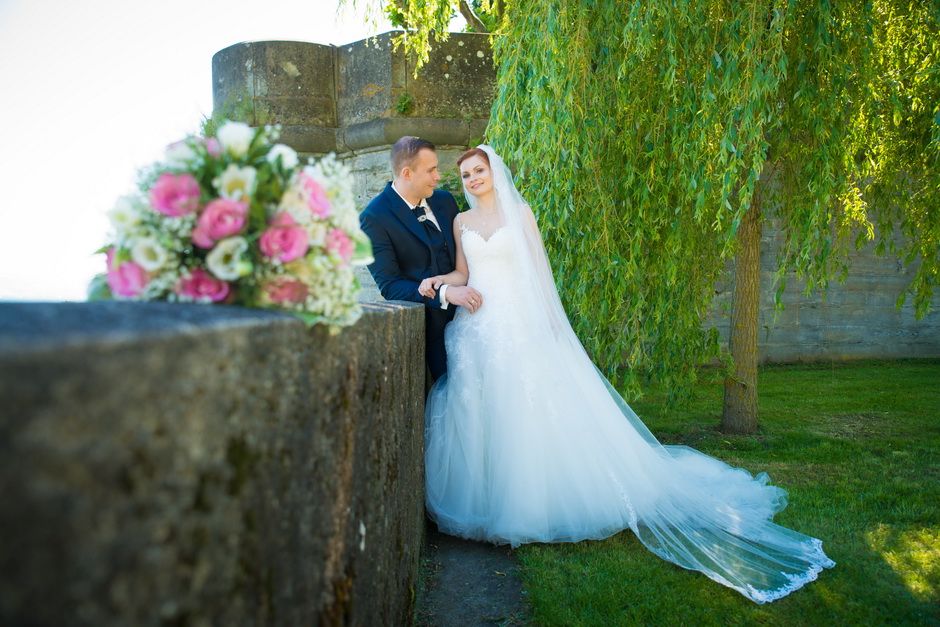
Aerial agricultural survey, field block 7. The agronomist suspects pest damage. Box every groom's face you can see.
[404,148,441,200]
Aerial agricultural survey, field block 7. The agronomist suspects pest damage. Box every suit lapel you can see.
[384,184,431,247]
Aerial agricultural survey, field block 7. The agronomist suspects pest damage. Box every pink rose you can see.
[192,198,248,248]
[175,267,230,302]
[325,228,353,264]
[202,136,222,158]
[107,260,149,297]
[150,173,202,216]
[259,212,309,262]
[264,277,309,305]
[298,172,332,219]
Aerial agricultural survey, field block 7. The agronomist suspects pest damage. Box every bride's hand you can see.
[444,285,483,313]
[418,276,444,298]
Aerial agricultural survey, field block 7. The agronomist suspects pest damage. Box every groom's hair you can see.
[391,136,436,178]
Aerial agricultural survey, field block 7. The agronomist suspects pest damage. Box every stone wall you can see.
[710,221,940,362]
[212,32,493,208]
[0,301,425,626]
[211,33,939,362]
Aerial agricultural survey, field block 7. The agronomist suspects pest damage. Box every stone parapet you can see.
[213,40,340,153]
[212,32,494,159]
[0,301,425,626]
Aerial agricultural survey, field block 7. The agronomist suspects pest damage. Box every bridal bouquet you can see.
[91,121,373,327]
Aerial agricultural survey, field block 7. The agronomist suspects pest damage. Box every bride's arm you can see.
[418,218,470,297]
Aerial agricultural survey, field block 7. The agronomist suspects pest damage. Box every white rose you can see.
[278,187,309,225]
[108,195,143,233]
[216,121,254,158]
[131,236,169,271]
[213,164,257,201]
[164,140,197,167]
[206,236,251,281]
[285,258,318,283]
[267,143,299,169]
[307,221,328,247]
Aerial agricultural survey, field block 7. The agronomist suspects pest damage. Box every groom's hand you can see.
[446,286,484,314]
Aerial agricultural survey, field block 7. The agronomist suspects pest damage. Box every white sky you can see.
[0,0,458,301]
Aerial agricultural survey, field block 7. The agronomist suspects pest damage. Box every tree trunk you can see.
[722,188,763,434]
[459,0,489,33]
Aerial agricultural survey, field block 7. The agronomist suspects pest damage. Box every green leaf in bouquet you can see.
[246,125,273,162]
[288,309,325,328]
[352,231,374,265]
[113,247,132,265]
[86,274,112,302]
[252,162,282,205]
[247,199,270,234]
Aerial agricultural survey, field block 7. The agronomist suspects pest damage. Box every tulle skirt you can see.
[425,302,835,603]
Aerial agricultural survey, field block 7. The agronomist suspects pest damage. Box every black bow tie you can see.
[412,204,440,230]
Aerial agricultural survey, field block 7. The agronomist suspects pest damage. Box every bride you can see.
[417,145,835,603]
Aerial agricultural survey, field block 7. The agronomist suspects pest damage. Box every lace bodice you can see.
[459,223,515,296]
[449,222,546,401]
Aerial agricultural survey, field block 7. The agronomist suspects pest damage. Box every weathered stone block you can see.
[0,301,425,626]
[213,41,338,152]
[336,32,494,128]
[336,34,398,125]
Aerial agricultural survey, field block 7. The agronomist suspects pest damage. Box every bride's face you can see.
[460,156,493,198]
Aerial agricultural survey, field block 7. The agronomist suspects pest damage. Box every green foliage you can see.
[383,0,408,28]
[395,91,415,115]
[438,170,470,212]
[376,0,460,70]
[200,88,269,137]
[366,0,940,405]
[517,359,940,624]
[851,2,940,317]
[86,274,111,301]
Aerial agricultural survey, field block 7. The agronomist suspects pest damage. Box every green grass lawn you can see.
[516,359,940,626]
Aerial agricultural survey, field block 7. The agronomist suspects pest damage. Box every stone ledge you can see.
[341,117,486,152]
[280,124,339,153]
[0,301,296,353]
[0,301,425,626]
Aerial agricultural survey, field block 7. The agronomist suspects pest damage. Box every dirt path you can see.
[415,526,531,626]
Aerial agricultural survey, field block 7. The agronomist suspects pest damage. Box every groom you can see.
[360,137,482,381]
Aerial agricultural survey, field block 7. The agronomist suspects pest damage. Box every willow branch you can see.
[459,0,489,33]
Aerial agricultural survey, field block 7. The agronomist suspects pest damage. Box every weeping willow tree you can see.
[358,0,940,433]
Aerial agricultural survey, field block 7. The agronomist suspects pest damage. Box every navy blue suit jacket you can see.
[360,183,460,379]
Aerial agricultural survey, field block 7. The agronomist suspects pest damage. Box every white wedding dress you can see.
[424,147,835,604]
